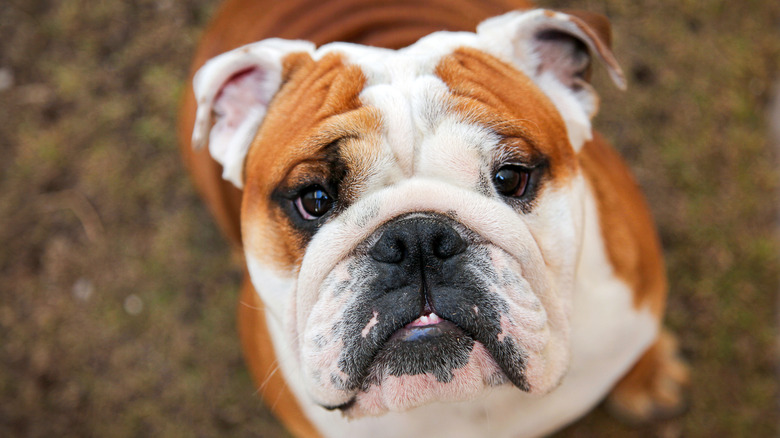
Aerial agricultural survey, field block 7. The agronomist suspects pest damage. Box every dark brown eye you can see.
[295,186,333,220]
[493,166,530,197]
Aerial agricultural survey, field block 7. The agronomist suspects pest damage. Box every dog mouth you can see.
[326,311,477,412]
[331,300,532,413]
[391,312,459,340]
[368,312,475,385]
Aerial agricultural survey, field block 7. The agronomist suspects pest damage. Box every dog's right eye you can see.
[295,185,334,220]
[493,165,531,198]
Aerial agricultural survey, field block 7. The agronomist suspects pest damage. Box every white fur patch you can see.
[361,311,379,338]
[245,253,295,325]
[534,71,593,150]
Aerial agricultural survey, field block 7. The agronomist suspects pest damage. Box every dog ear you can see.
[477,9,625,150]
[191,39,315,188]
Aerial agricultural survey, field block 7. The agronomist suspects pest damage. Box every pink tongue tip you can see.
[407,313,443,327]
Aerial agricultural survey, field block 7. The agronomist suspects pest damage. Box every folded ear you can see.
[191,39,315,188]
[477,9,625,151]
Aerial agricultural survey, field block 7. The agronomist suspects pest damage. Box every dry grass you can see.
[0,0,778,436]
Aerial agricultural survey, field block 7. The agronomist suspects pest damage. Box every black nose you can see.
[369,216,467,264]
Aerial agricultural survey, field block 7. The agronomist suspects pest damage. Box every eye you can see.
[493,165,531,198]
[295,185,334,220]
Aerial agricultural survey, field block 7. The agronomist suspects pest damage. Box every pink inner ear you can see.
[213,68,270,131]
[534,31,591,89]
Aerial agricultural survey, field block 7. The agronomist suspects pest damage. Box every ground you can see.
[0,0,778,436]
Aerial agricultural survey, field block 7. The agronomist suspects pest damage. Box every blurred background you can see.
[1,0,778,436]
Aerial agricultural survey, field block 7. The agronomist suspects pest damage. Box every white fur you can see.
[245,253,295,325]
[476,9,626,88]
[317,10,617,152]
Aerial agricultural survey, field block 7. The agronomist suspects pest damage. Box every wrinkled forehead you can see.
[245,35,573,185]
[325,32,570,144]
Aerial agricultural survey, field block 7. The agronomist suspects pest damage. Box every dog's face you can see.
[192,9,624,417]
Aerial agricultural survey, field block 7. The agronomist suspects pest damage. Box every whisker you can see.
[240,300,263,311]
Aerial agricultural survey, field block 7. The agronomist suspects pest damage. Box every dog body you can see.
[179,1,686,436]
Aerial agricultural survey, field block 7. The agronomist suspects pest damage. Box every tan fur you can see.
[579,132,667,315]
[435,47,578,185]
[177,0,533,248]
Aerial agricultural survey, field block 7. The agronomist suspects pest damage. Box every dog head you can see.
[191,9,624,417]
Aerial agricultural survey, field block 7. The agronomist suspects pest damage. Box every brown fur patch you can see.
[435,47,577,186]
[579,132,667,315]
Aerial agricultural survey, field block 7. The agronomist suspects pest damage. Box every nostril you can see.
[432,227,467,259]
[370,231,406,263]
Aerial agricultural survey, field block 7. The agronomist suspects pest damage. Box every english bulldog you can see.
[178,0,688,436]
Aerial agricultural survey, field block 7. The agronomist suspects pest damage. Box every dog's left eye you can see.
[493,165,530,198]
[295,185,334,220]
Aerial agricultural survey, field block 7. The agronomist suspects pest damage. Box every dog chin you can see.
[343,341,507,418]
